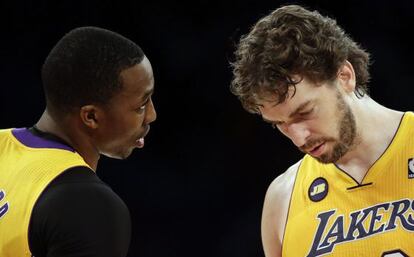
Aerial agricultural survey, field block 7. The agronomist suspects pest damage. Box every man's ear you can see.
[337,60,356,93]
[79,105,101,129]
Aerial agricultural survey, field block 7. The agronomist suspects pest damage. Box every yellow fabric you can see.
[0,129,90,257]
[282,112,414,257]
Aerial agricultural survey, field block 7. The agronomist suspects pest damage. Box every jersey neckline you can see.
[12,127,75,152]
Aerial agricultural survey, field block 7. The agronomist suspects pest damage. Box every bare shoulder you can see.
[267,160,300,201]
[261,160,301,257]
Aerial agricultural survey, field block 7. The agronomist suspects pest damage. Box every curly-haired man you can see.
[231,5,413,257]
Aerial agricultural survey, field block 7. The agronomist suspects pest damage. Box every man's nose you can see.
[283,122,310,147]
[145,98,157,124]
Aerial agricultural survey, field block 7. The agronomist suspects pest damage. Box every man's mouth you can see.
[308,142,325,157]
[135,126,150,148]
[136,137,145,148]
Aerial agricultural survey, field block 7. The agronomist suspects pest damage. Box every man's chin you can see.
[313,150,345,164]
[101,149,133,160]
[313,155,335,164]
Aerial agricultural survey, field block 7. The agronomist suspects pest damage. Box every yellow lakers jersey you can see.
[282,112,414,257]
[0,128,90,257]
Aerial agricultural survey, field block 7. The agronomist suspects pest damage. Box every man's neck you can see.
[335,98,404,183]
[35,109,99,171]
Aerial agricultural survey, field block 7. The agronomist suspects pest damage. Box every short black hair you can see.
[42,26,145,116]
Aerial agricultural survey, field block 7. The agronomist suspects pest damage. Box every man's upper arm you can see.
[29,167,131,257]
[261,161,300,257]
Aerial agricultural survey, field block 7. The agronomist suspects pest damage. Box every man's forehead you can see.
[258,87,315,119]
[257,86,297,108]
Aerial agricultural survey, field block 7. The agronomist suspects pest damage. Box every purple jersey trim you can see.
[12,128,75,152]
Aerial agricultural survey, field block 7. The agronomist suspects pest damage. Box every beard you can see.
[300,92,358,164]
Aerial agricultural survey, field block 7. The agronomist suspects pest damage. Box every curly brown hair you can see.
[230,5,370,113]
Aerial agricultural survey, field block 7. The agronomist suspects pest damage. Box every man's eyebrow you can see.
[261,100,313,125]
[289,100,312,118]
[139,88,154,102]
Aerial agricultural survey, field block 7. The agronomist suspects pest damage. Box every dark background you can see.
[1,1,413,256]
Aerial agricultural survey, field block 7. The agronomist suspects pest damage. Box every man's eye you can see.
[136,104,147,113]
[136,99,150,113]
[299,108,313,116]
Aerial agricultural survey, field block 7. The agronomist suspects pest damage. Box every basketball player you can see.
[0,27,156,256]
[231,5,413,257]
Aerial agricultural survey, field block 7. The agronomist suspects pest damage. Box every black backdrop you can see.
[1,1,413,256]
